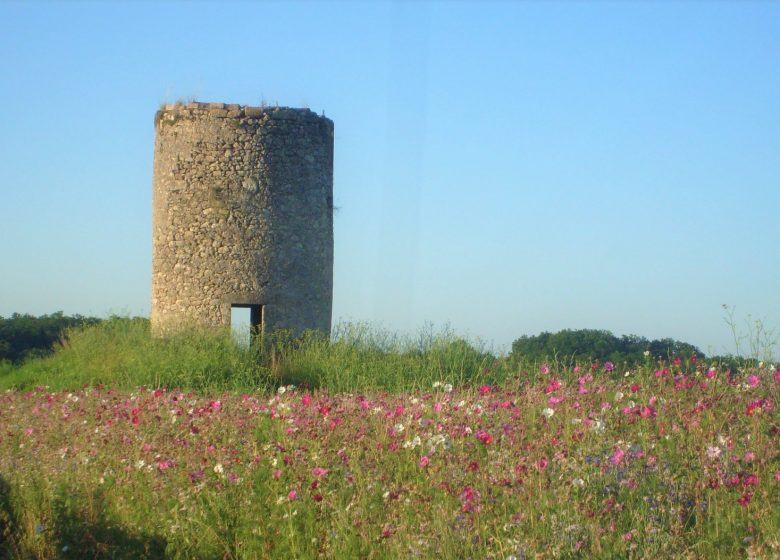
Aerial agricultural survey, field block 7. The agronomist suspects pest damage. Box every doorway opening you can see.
[230,304,263,348]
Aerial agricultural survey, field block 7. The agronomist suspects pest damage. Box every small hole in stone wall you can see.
[230,304,263,347]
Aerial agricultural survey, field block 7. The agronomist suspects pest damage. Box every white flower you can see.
[432,381,442,389]
[572,478,585,487]
[277,386,286,395]
[394,423,405,434]
[214,463,224,474]
[614,391,624,401]
[643,350,650,357]
[443,383,453,393]
[706,446,721,460]
[542,407,555,419]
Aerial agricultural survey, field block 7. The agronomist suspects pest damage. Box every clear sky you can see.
[1,1,778,356]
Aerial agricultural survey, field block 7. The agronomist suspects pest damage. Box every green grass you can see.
[0,319,501,394]
[0,317,272,393]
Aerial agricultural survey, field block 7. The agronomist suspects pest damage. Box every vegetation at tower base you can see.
[510,328,704,368]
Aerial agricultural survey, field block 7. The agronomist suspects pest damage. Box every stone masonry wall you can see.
[151,102,334,335]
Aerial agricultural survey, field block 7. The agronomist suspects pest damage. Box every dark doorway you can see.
[230,304,263,347]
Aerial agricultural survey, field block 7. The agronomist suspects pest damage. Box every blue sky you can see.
[1,1,778,356]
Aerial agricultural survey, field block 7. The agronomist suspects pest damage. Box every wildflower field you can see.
[0,324,779,559]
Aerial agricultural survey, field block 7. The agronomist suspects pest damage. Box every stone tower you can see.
[151,102,334,336]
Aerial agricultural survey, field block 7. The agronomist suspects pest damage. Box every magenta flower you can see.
[312,467,329,477]
[604,361,615,372]
[288,490,297,501]
[747,374,760,388]
[540,364,550,375]
[475,429,493,445]
[419,455,430,468]
[544,378,561,394]
[775,370,780,382]
[639,405,656,418]
[610,448,625,466]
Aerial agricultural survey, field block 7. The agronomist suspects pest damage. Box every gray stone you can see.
[151,102,334,336]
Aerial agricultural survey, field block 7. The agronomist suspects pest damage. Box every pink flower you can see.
[610,448,625,466]
[273,469,282,479]
[706,367,717,379]
[775,370,780,382]
[747,374,760,388]
[478,385,491,395]
[744,474,759,486]
[541,364,550,375]
[604,361,615,372]
[288,490,297,501]
[312,467,329,477]
[301,394,312,406]
[544,378,561,394]
[433,402,443,413]
[744,451,755,462]
[738,491,753,507]
[536,457,548,470]
[419,455,430,468]
[774,471,780,483]
[475,429,493,445]
[209,400,221,411]
[746,399,767,416]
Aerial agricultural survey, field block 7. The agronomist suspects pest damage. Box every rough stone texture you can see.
[151,102,334,336]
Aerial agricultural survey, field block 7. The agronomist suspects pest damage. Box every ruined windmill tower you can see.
[151,102,334,336]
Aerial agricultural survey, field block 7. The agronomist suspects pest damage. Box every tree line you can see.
[0,312,102,363]
[509,328,704,367]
